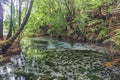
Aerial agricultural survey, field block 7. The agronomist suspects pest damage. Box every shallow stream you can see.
[0,37,120,80]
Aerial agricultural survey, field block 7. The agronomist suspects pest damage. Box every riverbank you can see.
[0,39,21,65]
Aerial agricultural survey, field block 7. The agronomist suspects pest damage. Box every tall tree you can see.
[1,0,33,53]
[0,0,9,40]
[19,0,21,26]
[0,2,3,40]
[7,0,13,39]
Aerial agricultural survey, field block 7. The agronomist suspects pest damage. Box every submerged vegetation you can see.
[1,37,119,80]
[15,50,113,80]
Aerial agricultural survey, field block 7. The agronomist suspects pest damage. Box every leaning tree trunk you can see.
[0,0,33,53]
[0,2,3,40]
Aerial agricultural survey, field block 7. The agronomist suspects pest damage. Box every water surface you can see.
[0,37,120,80]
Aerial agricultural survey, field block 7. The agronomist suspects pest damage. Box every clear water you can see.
[0,37,120,80]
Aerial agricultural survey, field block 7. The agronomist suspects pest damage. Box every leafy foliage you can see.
[4,0,120,50]
[24,0,112,38]
[108,29,120,49]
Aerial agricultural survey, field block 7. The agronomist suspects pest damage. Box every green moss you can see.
[0,57,4,63]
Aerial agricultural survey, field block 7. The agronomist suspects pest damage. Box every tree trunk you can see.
[7,0,13,39]
[0,2,3,40]
[1,0,33,53]
[19,0,21,26]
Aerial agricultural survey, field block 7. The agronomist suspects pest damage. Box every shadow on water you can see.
[0,36,120,80]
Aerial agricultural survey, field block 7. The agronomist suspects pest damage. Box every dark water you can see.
[0,37,120,80]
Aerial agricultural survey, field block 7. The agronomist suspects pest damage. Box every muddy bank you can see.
[0,40,21,65]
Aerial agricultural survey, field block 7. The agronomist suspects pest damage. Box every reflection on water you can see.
[0,37,120,80]
[25,37,108,52]
[0,52,27,80]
